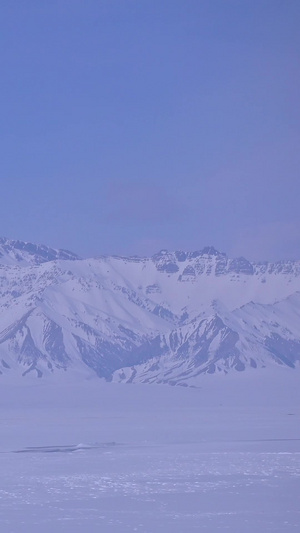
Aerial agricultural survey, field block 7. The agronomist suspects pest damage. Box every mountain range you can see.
[0,237,299,385]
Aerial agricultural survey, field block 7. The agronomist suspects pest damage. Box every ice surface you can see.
[0,370,300,532]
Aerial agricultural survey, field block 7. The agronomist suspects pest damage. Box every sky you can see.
[1,0,299,261]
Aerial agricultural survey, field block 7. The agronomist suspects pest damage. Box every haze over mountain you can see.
[0,237,299,385]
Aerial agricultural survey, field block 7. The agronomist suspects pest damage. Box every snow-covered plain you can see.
[1,370,300,532]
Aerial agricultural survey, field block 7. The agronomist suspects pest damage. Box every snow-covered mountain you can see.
[0,238,299,385]
[0,237,79,266]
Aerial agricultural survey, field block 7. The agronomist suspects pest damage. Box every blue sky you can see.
[1,0,299,260]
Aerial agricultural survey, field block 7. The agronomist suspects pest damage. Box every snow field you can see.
[0,371,299,532]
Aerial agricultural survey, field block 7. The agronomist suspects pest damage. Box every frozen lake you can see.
[1,369,300,532]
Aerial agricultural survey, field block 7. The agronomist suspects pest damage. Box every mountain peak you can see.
[198,246,225,257]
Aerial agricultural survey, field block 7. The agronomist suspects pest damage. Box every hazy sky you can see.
[1,0,299,261]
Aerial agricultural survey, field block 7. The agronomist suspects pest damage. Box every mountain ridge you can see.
[0,237,80,266]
